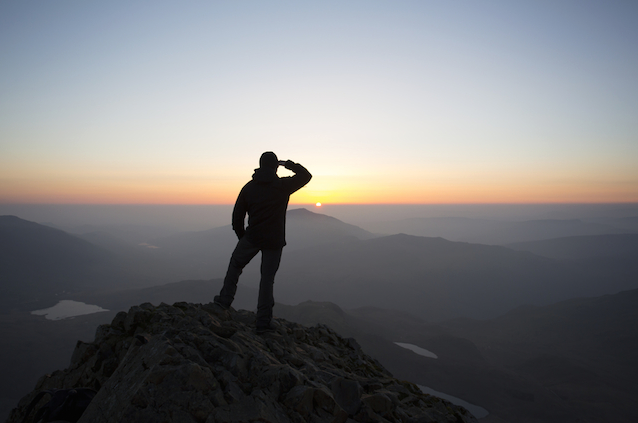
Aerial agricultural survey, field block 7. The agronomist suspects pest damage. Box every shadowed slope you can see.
[0,216,130,311]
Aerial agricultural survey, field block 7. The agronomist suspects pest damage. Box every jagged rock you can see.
[7,302,477,423]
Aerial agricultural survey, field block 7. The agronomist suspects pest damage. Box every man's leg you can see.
[215,237,260,308]
[256,248,283,329]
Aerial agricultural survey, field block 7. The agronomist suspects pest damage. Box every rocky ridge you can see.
[8,302,476,423]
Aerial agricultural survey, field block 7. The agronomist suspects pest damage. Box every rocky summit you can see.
[8,302,476,423]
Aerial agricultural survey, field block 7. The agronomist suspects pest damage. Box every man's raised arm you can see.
[281,160,312,194]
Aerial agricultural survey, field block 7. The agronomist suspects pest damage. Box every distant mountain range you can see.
[63,208,378,283]
[364,216,635,244]
[507,233,638,259]
[4,209,638,321]
[0,209,378,311]
[272,232,638,320]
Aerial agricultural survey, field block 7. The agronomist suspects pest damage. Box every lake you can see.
[394,342,438,359]
[31,300,109,320]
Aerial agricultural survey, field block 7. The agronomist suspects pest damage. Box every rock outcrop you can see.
[8,302,476,423]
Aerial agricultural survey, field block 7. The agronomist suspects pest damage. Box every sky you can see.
[1,0,637,206]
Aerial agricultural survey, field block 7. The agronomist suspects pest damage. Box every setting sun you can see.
[315,202,322,207]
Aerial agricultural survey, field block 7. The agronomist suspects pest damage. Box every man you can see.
[214,151,312,333]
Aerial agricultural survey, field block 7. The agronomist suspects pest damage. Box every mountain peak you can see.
[287,207,334,220]
[9,302,476,423]
[288,207,313,214]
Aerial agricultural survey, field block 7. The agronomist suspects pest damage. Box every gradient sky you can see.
[1,1,637,205]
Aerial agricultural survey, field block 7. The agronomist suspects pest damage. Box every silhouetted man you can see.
[214,152,312,333]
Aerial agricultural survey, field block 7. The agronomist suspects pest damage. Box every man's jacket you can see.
[232,161,311,249]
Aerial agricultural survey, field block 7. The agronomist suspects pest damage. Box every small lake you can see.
[32,300,109,320]
[394,342,438,359]
[419,385,489,419]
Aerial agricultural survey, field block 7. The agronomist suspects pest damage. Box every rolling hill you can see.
[0,216,132,311]
[270,233,638,321]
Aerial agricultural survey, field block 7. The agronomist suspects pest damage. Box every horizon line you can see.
[2,201,638,206]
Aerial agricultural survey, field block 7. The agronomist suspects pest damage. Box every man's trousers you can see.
[214,236,283,328]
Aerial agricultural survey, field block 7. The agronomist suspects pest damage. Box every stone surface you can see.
[7,302,477,423]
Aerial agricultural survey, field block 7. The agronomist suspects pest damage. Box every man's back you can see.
[232,160,312,249]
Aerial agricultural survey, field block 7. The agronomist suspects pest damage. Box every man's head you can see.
[259,152,279,170]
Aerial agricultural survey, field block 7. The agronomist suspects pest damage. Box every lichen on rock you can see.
[8,301,477,423]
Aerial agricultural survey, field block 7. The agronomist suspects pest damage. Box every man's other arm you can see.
[282,160,312,194]
[231,189,248,239]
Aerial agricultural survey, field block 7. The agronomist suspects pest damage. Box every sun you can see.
[315,202,322,207]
